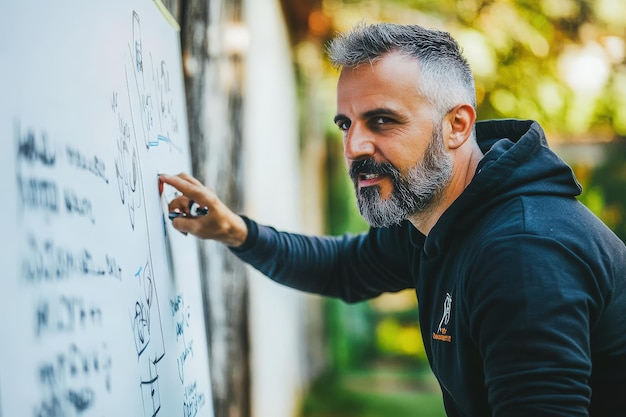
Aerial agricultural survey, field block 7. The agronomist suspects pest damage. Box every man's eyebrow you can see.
[334,107,402,124]
[362,107,402,118]
[333,114,348,124]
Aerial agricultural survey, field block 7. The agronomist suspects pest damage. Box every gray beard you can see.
[355,126,453,228]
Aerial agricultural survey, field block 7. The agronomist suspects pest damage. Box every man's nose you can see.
[343,125,375,161]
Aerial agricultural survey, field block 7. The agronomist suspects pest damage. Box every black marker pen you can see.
[168,201,208,219]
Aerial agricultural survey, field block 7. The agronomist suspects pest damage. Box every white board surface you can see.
[0,2,214,416]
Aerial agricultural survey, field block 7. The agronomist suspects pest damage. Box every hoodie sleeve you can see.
[229,216,417,303]
[466,233,602,417]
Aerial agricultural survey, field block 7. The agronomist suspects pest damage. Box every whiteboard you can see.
[0,2,214,417]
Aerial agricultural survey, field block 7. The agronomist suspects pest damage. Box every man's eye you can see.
[374,117,391,125]
[336,120,351,131]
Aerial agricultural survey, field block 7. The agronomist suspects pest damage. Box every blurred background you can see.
[165,0,626,416]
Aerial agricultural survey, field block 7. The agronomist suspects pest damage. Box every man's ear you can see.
[446,104,476,150]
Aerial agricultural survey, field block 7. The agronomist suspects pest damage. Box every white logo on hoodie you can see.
[433,292,453,343]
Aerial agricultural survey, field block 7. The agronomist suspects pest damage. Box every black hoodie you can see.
[232,119,626,416]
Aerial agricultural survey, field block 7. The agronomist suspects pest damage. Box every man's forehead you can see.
[338,51,419,74]
[336,67,423,117]
[337,56,421,96]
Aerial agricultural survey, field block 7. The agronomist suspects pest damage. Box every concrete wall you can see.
[242,0,316,416]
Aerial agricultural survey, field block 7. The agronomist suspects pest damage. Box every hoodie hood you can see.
[474,119,581,198]
[424,119,583,255]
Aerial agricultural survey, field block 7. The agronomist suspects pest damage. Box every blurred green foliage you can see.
[321,0,626,138]
[571,142,626,240]
[300,371,446,417]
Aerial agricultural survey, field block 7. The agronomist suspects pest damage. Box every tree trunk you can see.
[166,1,251,417]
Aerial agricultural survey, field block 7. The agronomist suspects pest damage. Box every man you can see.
[159,23,626,417]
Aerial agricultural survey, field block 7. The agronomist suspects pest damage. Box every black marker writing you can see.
[33,394,63,417]
[36,296,102,337]
[21,235,122,283]
[130,11,156,150]
[131,262,156,357]
[183,381,205,417]
[17,175,59,215]
[139,357,162,417]
[64,188,95,223]
[177,340,194,384]
[35,343,111,417]
[113,87,142,229]
[169,295,190,341]
[65,145,109,184]
[133,11,143,74]
[38,343,112,390]
[66,388,94,412]
[129,256,166,417]
[133,299,151,357]
[170,294,206,414]
[16,123,56,166]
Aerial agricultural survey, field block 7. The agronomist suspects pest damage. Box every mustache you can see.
[349,158,401,182]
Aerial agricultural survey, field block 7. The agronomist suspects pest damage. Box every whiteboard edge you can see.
[152,0,181,31]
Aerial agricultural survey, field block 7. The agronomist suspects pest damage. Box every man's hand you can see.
[158,172,248,248]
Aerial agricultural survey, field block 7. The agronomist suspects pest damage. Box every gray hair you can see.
[327,22,476,119]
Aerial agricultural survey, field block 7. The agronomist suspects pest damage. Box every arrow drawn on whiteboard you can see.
[147,134,182,153]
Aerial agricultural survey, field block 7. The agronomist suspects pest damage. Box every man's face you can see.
[334,52,453,227]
